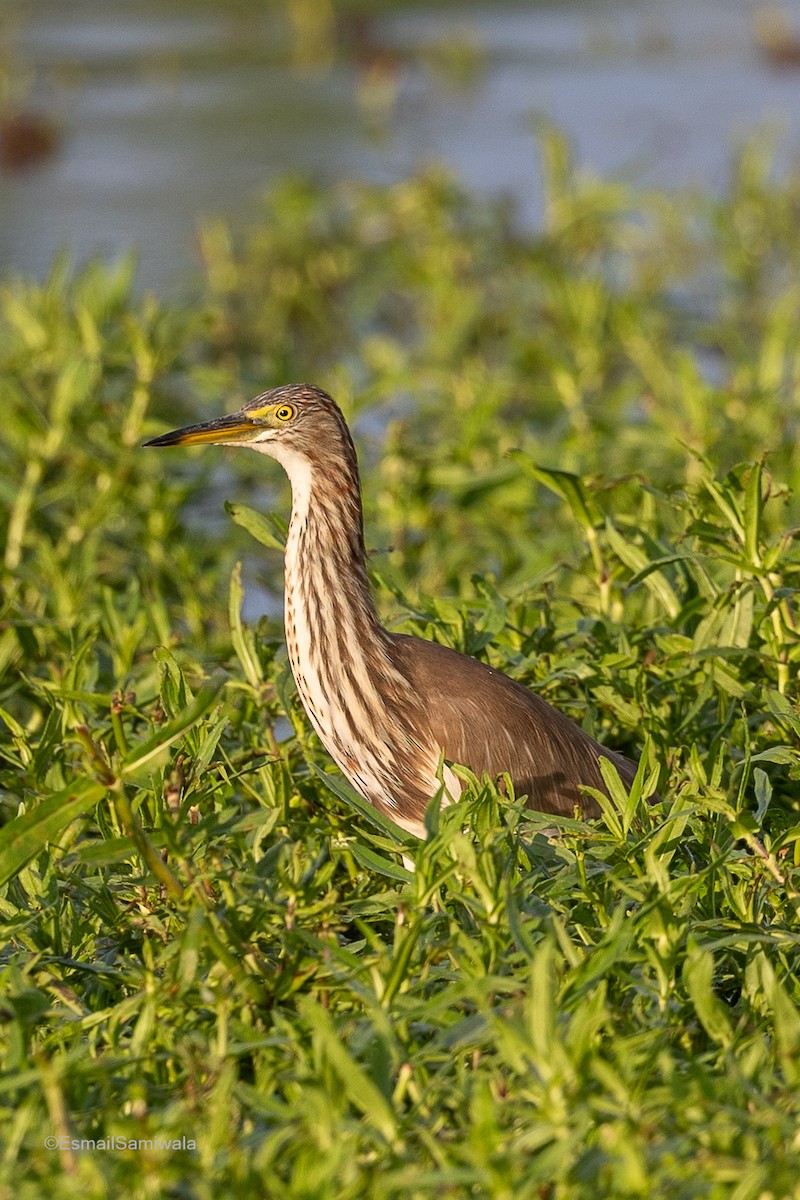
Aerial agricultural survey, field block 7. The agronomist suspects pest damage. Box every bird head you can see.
[143,384,349,466]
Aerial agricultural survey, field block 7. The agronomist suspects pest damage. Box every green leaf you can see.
[526,464,601,531]
[121,671,228,776]
[753,767,773,824]
[229,562,263,688]
[710,659,747,698]
[300,999,397,1141]
[0,778,107,888]
[770,979,800,1083]
[599,753,642,837]
[703,477,745,544]
[765,690,800,737]
[226,500,287,550]
[348,842,413,882]
[743,459,764,568]
[154,646,190,717]
[309,763,414,844]
[719,585,754,648]
[605,522,680,617]
[683,942,733,1046]
[194,713,230,773]
[749,747,797,766]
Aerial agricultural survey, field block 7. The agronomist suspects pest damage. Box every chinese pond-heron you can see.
[145,384,637,836]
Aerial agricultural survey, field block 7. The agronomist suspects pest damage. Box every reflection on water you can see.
[3,0,800,293]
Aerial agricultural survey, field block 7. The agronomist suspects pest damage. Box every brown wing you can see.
[389,633,637,818]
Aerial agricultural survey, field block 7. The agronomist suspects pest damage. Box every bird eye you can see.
[275,404,295,422]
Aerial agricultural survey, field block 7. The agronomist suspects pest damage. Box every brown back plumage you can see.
[389,634,636,819]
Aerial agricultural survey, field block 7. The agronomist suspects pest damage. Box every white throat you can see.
[260,442,314,535]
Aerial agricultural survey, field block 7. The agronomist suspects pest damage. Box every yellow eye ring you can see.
[275,404,295,422]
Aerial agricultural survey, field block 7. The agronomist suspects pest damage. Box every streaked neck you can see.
[277,444,384,645]
[274,444,406,787]
[270,440,448,827]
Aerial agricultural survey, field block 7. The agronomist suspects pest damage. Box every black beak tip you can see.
[143,432,177,448]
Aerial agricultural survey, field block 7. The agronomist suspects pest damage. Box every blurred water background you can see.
[4,0,800,294]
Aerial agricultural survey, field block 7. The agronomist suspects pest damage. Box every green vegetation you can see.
[1,132,800,1198]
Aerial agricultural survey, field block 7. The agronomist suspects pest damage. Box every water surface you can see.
[4,0,800,292]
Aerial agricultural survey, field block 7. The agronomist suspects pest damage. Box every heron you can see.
[145,384,637,837]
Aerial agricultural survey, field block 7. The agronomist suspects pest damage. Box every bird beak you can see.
[143,411,260,448]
